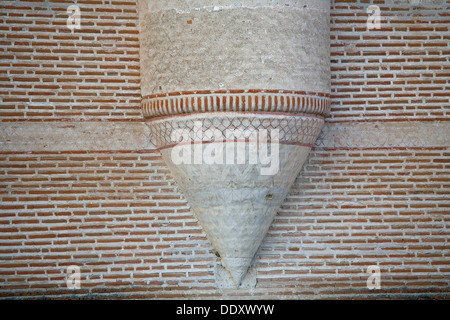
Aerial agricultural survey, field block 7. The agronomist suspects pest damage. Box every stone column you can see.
[138,0,330,288]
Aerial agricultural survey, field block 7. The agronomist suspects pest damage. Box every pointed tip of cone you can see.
[227,267,246,288]
[221,257,252,288]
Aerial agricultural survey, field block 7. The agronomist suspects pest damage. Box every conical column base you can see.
[147,112,324,286]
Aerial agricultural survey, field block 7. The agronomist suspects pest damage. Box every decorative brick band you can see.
[146,112,325,150]
[141,90,330,119]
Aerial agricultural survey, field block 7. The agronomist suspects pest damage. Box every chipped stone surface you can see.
[215,264,257,290]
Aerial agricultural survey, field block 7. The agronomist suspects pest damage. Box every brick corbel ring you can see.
[141,89,331,119]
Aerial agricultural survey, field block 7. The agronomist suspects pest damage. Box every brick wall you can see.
[0,0,449,299]
[330,0,449,122]
[0,0,141,121]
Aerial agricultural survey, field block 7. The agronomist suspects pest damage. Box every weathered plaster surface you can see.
[0,122,153,152]
[139,0,330,14]
[138,1,330,95]
[1,121,448,152]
